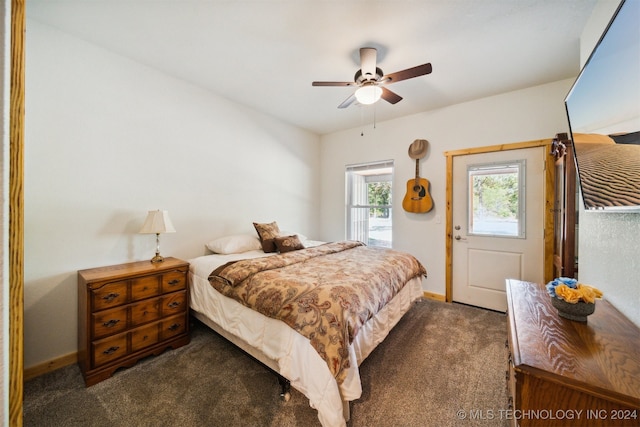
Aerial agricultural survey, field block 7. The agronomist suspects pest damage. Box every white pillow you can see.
[206,234,262,254]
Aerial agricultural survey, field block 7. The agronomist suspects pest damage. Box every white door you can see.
[452,147,545,312]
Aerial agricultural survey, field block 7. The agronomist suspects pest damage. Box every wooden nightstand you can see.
[78,257,190,386]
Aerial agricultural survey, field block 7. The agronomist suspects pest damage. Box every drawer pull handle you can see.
[103,346,119,355]
[102,293,120,302]
[167,301,181,308]
[168,279,180,286]
[102,319,120,328]
[168,323,181,331]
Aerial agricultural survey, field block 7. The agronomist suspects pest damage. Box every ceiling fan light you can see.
[355,85,382,105]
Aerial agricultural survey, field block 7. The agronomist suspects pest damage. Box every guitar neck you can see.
[415,159,420,181]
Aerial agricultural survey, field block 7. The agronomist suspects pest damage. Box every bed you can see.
[188,229,426,427]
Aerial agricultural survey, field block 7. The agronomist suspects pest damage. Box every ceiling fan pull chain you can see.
[373,103,377,129]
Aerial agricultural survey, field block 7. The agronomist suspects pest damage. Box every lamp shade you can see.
[139,210,176,234]
[355,84,382,105]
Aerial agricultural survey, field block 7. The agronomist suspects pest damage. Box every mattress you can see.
[188,244,423,427]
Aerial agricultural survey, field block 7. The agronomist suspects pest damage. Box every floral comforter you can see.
[208,241,427,383]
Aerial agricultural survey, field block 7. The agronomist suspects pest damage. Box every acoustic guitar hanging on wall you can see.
[402,139,434,213]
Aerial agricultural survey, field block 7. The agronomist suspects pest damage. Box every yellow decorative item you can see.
[546,277,603,322]
[554,283,602,304]
[577,283,603,304]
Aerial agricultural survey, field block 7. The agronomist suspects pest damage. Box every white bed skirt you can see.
[189,263,423,427]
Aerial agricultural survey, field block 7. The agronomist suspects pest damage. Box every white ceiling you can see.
[26,0,600,135]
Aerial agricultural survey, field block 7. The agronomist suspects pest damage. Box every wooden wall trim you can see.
[444,138,556,304]
[423,291,446,302]
[445,154,454,302]
[10,0,25,426]
[24,352,78,382]
[443,138,552,158]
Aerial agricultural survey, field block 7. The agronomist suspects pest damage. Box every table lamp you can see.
[139,210,176,263]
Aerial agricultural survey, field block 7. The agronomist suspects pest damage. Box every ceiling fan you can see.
[312,47,432,109]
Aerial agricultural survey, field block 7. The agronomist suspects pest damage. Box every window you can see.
[346,160,393,247]
[467,160,525,238]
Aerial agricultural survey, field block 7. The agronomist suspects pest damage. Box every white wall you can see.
[576,0,639,326]
[24,20,321,368]
[320,79,572,296]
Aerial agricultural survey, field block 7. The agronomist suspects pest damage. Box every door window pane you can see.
[468,160,525,238]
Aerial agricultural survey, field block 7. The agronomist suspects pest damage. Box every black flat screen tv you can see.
[564,0,640,212]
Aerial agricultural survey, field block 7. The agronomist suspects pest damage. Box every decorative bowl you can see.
[551,296,595,322]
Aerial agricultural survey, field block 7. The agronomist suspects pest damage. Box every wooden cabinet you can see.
[78,257,190,386]
[505,279,639,427]
[552,133,578,278]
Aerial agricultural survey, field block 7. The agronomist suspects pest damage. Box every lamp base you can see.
[150,253,165,263]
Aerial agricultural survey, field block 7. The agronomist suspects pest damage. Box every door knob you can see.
[455,225,461,230]
[455,235,467,241]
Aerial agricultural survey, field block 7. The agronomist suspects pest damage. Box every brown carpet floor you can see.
[24,299,509,427]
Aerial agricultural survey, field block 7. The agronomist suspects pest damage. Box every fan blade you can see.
[360,48,377,81]
[380,87,403,104]
[312,81,356,87]
[338,93,357,109]
[382,63,432,84]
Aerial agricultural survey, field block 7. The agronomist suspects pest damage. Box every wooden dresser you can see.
[505,279,639,427]
[78,257,190,386]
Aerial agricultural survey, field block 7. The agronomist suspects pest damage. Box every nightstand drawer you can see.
[162,270,187,293]
[131,323,160,352]
[131,275,161,301]
[161,313,187,340]
[93,333,128,367]
[130,297,162,326]
[92,281,128,311]
[92,306,128,339]
[162,291,187,316]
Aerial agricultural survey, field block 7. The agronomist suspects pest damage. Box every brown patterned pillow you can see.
[274,235,305,253]
[253,221,280,253]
